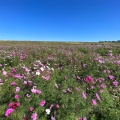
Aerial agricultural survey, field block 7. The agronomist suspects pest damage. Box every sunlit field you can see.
[0,41,120,120]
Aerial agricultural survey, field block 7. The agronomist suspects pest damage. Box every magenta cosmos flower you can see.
[8,102,20,109]
[5,108,15,117]
[40,100,46,106]
[85,76,94,84]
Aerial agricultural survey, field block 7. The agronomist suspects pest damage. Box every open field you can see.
[0,41,120,120]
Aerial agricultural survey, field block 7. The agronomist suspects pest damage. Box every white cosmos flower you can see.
[45,109,50,115]
[36,71,40,75]
[40,67,44,71]
[51,68,54,71]
[46,66,50,70]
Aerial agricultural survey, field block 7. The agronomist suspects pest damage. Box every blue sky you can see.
[0,0,120,42]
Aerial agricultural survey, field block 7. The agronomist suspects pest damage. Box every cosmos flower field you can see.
[0,41,120,120]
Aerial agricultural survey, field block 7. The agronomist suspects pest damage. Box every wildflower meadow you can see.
[0,41,120,120]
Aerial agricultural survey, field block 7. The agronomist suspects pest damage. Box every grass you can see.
[0,41,120,120]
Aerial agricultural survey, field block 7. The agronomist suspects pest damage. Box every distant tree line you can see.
[99,40,120,43]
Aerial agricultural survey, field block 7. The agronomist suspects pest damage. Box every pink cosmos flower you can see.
[96,93,101,101]
[104,70,110,73]
[0,83,3,85]
[42,75,50,80]
[40,100,46,106]
[118,88,120,91]
[99,80,102,83]
[23,117,27,120]
[16,87,20,93]
[25,67,30,74]
[15,73,22,79]
[77,76,81,80]
[23,81,27,85]
[82,92,87,99]
[3,71,7,76]
[10,73,15,77]
[31,112,37,120]
[11,82,17,86]
[51,116,56,120]
[31,88,42,95]
[97,85,100,88]
[79,117,87,120]
[83,64,87,68]
[33,88,38,93]
[26,94,31,97]
[56,104,60,109]
[63,89,67,93]
[36,90,42,94]
[28,81,33,86]
[31,88,37,93]
[20,59,23,62]
[101,83,106,89]
[99,89,103,93]
[5,108,15,117]
[113,81,118,87]
[108,53,112,57]
[0,79,3,85]
[50,104,54,110]
[67,88,72,93]
[8,102,14,107]
[30,107,34,111]
[109,50,112,53]
[98,78,105,83]
[98,59,104,63]
[91,86,95,89]
[107,70,110,73]
[15,94,20,99]
[109,75,114,80]
[92,99,97,106]
[11,68,16,73]
[104,70,106,73]
[76,87,80,91]
[64,76,68,79]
